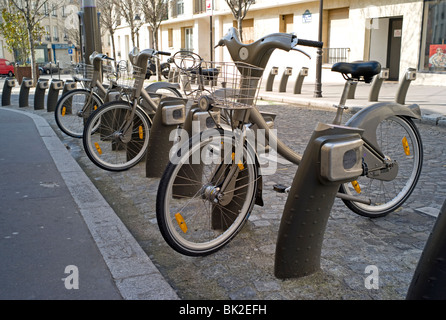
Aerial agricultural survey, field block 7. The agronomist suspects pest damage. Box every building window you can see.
[168,28,173,48]
[420,0,446,72]
[52,4,57,17]
[45,26,51,41]
[182,27,193,50]
[177,0,184,15]
[53,26,59,42]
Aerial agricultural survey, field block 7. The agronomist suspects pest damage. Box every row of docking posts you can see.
[265,66,417,104]
[1,77,78,111]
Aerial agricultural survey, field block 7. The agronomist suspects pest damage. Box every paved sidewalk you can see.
[0,107,179,300]
[1,77,446,301]
[258,80,446,125]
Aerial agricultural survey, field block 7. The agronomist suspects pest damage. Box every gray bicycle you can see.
[156,28,423,256]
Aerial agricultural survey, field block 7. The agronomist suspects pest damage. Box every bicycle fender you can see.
[144,82,180,93]
[346,102,421,153]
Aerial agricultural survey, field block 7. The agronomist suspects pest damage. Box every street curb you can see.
[258,93,446,128]
[2,107,180,300]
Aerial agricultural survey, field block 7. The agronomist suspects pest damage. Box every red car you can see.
[0,58,14,77]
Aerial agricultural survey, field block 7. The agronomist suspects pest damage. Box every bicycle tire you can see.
[82,101,151,171]
[156,128,258,256]
[340,116,423,218]
[54,89,103,138]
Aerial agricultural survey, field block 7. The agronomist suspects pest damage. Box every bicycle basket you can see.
[116,65,144,91]
[69,63,95,82]
[182,61,263,110]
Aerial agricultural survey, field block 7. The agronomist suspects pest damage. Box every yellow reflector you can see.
[94,142,102,155]
[139,126,143,139]
[61,106,66,116]
[94,105,98,111]
[238,161,244,170]
[352,180,361,194]
[175,213,187,233]
[402,136,410,156]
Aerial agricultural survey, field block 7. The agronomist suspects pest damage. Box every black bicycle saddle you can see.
[332,61,381,83]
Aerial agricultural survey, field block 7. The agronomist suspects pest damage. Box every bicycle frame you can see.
[215,27,422,205]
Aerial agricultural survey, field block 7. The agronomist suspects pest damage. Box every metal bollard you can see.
[293,67,309,94]
[406,198,446,300]
[275,123,364,279]
[395,68,416,105]
[46,79,64,112]
[34,79,49,110]
[145,97,187,178]
[266,67,278,92]
[2,77,16,106]
[279,67,292,92]
[19,77,33,108]
[368,68,389,102]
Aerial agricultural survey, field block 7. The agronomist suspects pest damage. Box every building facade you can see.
[112,0,446,86]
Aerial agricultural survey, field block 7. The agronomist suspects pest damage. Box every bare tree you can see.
[10,0,48,85]
[97,0,119,61]
[138,0,167,50]
[117,0,143,48]
[225,0,254,43]
[138,0,168,80]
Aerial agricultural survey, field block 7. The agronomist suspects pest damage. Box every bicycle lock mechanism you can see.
[275,123,364,279]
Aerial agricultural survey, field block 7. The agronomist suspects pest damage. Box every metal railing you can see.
[322,48,350,64]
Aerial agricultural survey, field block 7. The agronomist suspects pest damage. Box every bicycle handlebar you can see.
[295,38,324,49]
[128,47,172,69]
[216,27,323,71]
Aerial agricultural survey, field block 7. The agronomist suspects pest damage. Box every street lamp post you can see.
[314,0,323,98]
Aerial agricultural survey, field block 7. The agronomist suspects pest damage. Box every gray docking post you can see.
[145,98,186,178]
[47,79,64,112]
[19,78,33,108]
[266,67,278,92]
[34,79,49,110]
[279,67,292,92]
[368,68,389,102]
[395,68,416,105]
[293,67,309,94]
[2,77,16,106]
[275,123,364,279]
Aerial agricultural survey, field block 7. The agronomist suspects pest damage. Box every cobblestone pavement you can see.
[3,93,446,300]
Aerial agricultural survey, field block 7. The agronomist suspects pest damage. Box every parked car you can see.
[0,58,14,77]
[39,62,62,75]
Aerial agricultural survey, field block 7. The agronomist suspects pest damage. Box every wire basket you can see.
[182,61,264,110]
[69,63,95,82]
[115,65,144,91]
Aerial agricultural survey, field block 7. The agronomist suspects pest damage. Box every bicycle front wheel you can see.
[341,116,423,218]
[83,101,151,171]
[55,89,103,138]
[156,128,259,256]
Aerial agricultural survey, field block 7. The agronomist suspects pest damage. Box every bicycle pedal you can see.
[273,184,289,193]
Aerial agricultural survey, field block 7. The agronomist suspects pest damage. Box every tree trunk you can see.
[110,31,117,67]
[27,25,37,87]
[237,17,243,43]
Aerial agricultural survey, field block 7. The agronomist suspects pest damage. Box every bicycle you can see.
[155,27,423,256]
[82,48,182,171]
[54,52,117,138]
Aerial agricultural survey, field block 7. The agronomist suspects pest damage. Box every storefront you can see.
[419,0,446,73]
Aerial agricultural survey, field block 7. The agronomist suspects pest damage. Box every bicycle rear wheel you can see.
[55,89,103,138]
[82,101,151,171]
[341,116,423,218]
[156,128,258,256]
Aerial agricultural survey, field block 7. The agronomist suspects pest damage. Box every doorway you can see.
[369,17,403,81]
[387,18,403,81]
